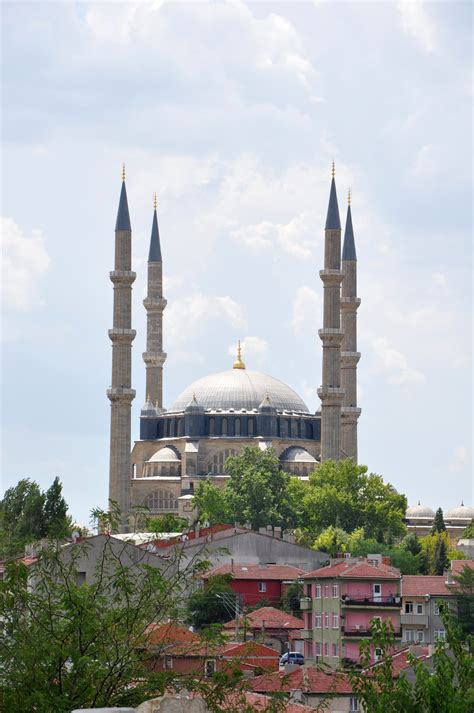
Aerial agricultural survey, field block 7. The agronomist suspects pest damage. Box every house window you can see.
[205,659,217,677]
[433,603,440,616]
[374,648,382,662]
[404,630,414,642]
[332,613,339,629]
[349,697,360,711]
[332,584,338,598]
[315,614,321,628]
[416,603,424,615]
[416,630,424,643]
[324,613,329,628]
[324,642,329,656]
[165,655,173,670]
[405,601,413,614]
[332,643,338,657]
[258,582,267,593]
[435,629,446,641]
[315,585,321,598]
[76,571,86,586]
[323,585,329,598]
[315,642,321,656]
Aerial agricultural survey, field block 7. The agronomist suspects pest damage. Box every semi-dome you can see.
[406,503,435,519]
[169,368,309,414]
[280,446,317,463]
[445,503,474,520]
[148,446,181,463]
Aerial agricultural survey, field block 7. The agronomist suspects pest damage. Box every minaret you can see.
[107,166,136,531]
[318,163,344,461]
[340,190,361,461]
[142,193,167,409]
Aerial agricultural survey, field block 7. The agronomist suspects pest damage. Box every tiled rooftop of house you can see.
[224,606,304,630]
[303,559,400,580]
[451,559,474,576]
[402,575,452,597]
[204,563,306,580]
[251,666,353,694]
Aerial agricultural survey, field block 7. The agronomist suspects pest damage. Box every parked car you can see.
[279,651,305,668]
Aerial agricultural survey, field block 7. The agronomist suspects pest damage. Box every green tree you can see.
[349,608,474,712]
[402,532,422,556]
[281,580,303,617]
[453,564,474,644]
[433,535,449,575]
[43,477,72,538]
[431,507,447,534]
[298,460,407,542]
[313,525,349,556]
[462,519,474,539]
[193,479,232,526]
[186,574,237,630]
[146,513,188,533]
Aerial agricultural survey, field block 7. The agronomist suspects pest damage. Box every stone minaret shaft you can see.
[107,175,136,531]
[143,199,167,408]
[341,197,361,461]
[318,171,344,461]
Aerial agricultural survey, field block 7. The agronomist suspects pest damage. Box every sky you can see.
[1,0,472,528]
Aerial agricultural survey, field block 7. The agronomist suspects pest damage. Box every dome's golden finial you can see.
[233,339,246,369]
[331,160,335,178]
[122,163,126,181]
[348,188,351,205]
[153,192,157,211]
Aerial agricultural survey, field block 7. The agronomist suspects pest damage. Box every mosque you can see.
[106,165,360,529]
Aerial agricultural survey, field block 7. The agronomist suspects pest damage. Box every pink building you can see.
[301,555,402,667]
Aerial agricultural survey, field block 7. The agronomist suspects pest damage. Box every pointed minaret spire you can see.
[341,190,361,462]
[107,168,136,531]
[143,193,167,409]
[318,164,344,462]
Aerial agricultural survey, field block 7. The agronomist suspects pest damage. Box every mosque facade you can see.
[107,167,361,530]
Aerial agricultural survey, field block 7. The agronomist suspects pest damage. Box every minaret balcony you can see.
[319,269,343,284]
[143,296,167,311]
[143,352,167,367]
[341,351,361,366]
[107,387,136,403]
[317,386,344,405]
[318,328,344,345]
[340,296,361,310]
[108,328,136,343]
[109,270,136,285]
[341,406,362,420]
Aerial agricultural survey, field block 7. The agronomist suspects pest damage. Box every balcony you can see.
[342,595,401,608]
[400,613,428,627]
[299,597,312,611]
[342,626,402,639]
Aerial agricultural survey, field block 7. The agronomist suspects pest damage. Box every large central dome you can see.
[169,368,309,414]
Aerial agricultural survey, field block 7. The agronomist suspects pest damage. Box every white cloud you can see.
[165,293,246,348]
[291,286,322,334]
[372,336,425,385]
[227,335,268,363]
[397,1,436,53]
[1,216,50,310]
[448,445,469,474]
[231,213,312,257]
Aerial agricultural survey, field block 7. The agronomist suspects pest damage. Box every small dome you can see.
[406,503,435,519]
[280,446,317,463]
[148,446,181,463]
[141,398,157,417]
[445,503,474,520]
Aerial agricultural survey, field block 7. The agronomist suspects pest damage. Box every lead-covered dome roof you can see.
[445,503,474,520]
[169,368,309,414]
[406,503,435,519]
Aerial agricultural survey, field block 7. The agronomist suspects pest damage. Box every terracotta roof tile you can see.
[146,621,200,647]
[303,559,400,580]
[224,606,304,630]
[451,559,474,576]
[204,563,306,581]
[402,576,452,597]
[251,667,353,694]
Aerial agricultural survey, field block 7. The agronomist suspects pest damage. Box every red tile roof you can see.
[451,559,474,576]
[224,691,315,712]
[303,559,400,580]
[224,606,304,631]
[204,563,306,581]
[251,667,353,694]
[146,621,200,647]
[402,576,452,597]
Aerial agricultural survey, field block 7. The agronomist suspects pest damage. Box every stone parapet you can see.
[318,328,344,344]
[319,269,344,284]
[107,387,136,403]
[340,296,361,310]
[109,270,136,285]
[143,296,167,311]
[108,328,136,343]
[341,351,361,365]
[143,352,167,367]
[317,386,345,405]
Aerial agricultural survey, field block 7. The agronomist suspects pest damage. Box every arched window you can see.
[235,418,241,436]
[306,422,313,439]
[221,418,228,436]
[248,418,254,436]
[280,420,287,438]
[209,418,215,436]
[208,449,237,475]
[143,490,178,512]
[177,419,184,437]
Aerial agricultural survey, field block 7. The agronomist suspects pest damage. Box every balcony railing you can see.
[342,595,401,608]
[342,626,402,638]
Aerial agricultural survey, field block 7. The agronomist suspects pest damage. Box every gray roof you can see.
[115,180,131,231]
[325,177,341,231]
[342,204,357,260]
[169,369,309,414]
[280,446,317,463]
[148,208,162,262]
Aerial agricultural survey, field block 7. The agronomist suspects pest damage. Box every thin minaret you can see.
[318,163,344,461]
[142,193,167,409]
[340,189,361,461]
[107,165,136,531]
